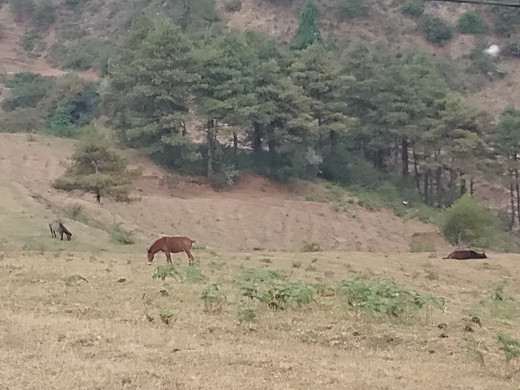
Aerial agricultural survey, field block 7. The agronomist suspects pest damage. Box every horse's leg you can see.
[165,252,172,264]
[60,231,64,241]
[186,249,194,266]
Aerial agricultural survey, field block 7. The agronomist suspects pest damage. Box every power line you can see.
[426,0,520,7]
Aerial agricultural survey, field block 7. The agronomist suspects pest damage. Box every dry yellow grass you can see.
[0,249,519,390]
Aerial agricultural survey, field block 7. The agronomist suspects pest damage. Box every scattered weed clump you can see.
[158,309,175,325]
[152,263,182,281]
[401,0,424,18]
[469,280,518,321]
[201,283,226,313]
[237,305,257,323]
[339,277,444,321]
[497,333,520,362]
[457,11,487,34]
[182,267,206,283]
[237,268,314,310]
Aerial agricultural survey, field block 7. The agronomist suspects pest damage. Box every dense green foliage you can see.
[440,195,507,249]
[418,14,453,45]
[401,0,424,18]
[339,277,444,320]
[291,0,322,50]
[457,11,487,34]
[53,127,140,202]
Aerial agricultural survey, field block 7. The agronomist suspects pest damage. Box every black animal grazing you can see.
[443,249,487,260]
[49,220,72,241]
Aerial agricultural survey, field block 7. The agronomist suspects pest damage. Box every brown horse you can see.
[147,236,196,266]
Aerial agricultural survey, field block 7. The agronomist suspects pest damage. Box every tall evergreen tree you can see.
[54,127,140,203]
[102,16,199,161]
[493,107,520,227]
[291,0,323,50]
[193,32,257,178]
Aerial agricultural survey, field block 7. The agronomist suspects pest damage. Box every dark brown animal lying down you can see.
[443,249,487,260]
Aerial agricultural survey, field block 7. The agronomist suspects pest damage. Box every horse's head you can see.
[66,233,72,241]
[147,248,154,265]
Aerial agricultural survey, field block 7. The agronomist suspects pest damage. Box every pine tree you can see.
[53,127,140,203]
[291,0,323,50]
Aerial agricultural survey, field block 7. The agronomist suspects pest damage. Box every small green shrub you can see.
[492,7,520,37]
[339,277,445,320]
[209,163,239,190]
[457,11,487,34]
[469,280,518,321]
[64,204,86,222]
[419,14,453,45]
[237,305,257,323]
[19,29,42,52]
[440,194,507,249]
[504,35,520,57]
[401,0,424,18]
[46,102,76,137]
[158,309,175,325]
[259,281,315,310]
[182,267,206,283]
[153,263,182,281]
[238,269,315,310]
[108,223,134,245]
[497,333,520,362]
[468,41,501,78]
[201,283,226,313]
[237,268,287,284]
[224,0,242,12]
[2,72,54,111]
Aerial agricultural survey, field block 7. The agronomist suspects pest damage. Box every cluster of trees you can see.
[99,13,509,208]
[4,0,520,225]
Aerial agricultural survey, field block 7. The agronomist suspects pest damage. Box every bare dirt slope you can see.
[0,133,449,252]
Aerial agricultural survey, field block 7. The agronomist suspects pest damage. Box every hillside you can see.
[0,0,518,117]
[0,133,449,253]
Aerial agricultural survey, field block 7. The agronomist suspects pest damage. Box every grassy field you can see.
[0,247,519,390]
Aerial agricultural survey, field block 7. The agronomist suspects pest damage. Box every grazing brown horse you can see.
[147,236,196,266]
[443,249,487,260]
[49,220,72,241]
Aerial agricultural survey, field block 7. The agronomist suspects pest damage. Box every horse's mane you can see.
[148,237,163,253]
[59,222,72,236]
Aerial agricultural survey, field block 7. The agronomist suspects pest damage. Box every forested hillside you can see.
[1,0,520,243]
